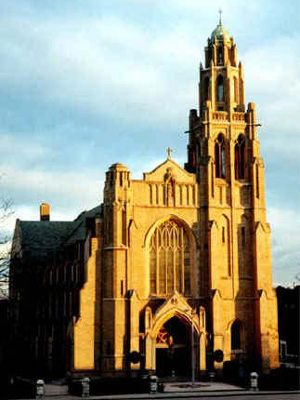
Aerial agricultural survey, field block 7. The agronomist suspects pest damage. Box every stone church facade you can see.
[10,20,279,379]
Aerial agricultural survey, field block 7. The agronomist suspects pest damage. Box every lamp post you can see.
[191,317,195,387]
[184,308,196,386]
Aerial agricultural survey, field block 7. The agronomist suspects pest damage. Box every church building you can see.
[10,19,279,379]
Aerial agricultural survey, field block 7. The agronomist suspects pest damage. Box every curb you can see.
[84,390,300,400]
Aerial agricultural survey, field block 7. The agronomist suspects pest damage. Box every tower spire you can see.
[218,7,223,24]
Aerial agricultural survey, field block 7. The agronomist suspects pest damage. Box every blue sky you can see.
[0,0,299,286]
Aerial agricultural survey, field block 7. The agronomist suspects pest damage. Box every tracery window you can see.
[234,134,245,179]
[149,220,191,296]
[217,75,224,102]
[215,134,226,178]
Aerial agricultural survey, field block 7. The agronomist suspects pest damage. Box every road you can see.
[159,395,300,400]
[18,393,300,400]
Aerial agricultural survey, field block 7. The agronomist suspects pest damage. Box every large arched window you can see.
[231,320,241,350]
[149,219,191,296]
[215,134,226,178]
[216,75,224,102]
[235,134,245,179]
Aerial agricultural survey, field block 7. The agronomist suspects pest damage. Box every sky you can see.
[0,0,299,286]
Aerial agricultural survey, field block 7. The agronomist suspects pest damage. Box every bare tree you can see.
[0,197,14,298]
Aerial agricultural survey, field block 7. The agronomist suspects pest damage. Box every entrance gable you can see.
[150,291,200,339]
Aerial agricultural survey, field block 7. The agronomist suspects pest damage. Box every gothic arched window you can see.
[231,320,241,350]
[235,134,245,179]
[149,220,191,296]
[215,134,226,178]
[217,75,224,102]
[204,76,210,101]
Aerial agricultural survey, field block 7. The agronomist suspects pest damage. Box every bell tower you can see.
[185,17,279,372]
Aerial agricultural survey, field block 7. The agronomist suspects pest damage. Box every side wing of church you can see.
[10,20,279,379]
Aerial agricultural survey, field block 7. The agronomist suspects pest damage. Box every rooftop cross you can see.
[167,147,173,160]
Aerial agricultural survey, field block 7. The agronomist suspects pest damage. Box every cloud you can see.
[0,1,298,286]
[0,165,103,219]
[269,207,300,286]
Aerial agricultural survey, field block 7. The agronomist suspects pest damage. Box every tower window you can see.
[215,134,226,178]
[217,75,224,102]
[234,135,245,179]
[256,164,260,199]
[233,76,238,103]
[241,226,246,247]
[217,46,223,65]
[204,77,210,101]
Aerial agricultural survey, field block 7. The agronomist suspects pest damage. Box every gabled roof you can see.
[18,220,73,255]
[143,158,196,184]
[13,205,103,262]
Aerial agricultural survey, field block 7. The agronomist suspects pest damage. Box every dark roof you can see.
[18,220,74,258]
[16,205,103,261]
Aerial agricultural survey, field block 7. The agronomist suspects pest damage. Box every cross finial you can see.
[218,8,223,24]
[167,147,172,160]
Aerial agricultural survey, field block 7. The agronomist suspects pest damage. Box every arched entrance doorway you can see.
[156,317,190,377]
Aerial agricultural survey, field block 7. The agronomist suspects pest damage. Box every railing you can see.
[211,111,246,122]
[232,112,246,122]
[212,112,229,121]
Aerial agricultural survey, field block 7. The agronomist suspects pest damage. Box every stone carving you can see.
[164,168,175,204]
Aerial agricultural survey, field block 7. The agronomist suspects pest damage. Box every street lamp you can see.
[191,315,195,387]
[184,308,196,386]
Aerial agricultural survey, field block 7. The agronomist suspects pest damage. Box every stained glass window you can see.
[149,220,191,296]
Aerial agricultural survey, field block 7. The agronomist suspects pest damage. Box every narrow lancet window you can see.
[234,135,245,179]
[234,76,238,103]
[204,77,209,101]
[217,75,224,102]
[217,46,223,65]
[215,134,226,178]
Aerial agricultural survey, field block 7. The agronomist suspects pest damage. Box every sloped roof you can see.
[15,205,102,261]
[143,158,196,184]
[18,220,74,259]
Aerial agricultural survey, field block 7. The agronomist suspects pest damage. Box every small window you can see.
[204,77,210,100]
[217,46,223,65]
[241,227,246,247]
[233,77,238,103]
[235,135,245,180]
[231,320,241,350]
[217,75,224,102]
[215,134,226,178]
[256,164,260,198]
[109,172,114,186]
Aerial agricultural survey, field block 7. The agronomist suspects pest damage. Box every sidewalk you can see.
[37,381,300,400]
